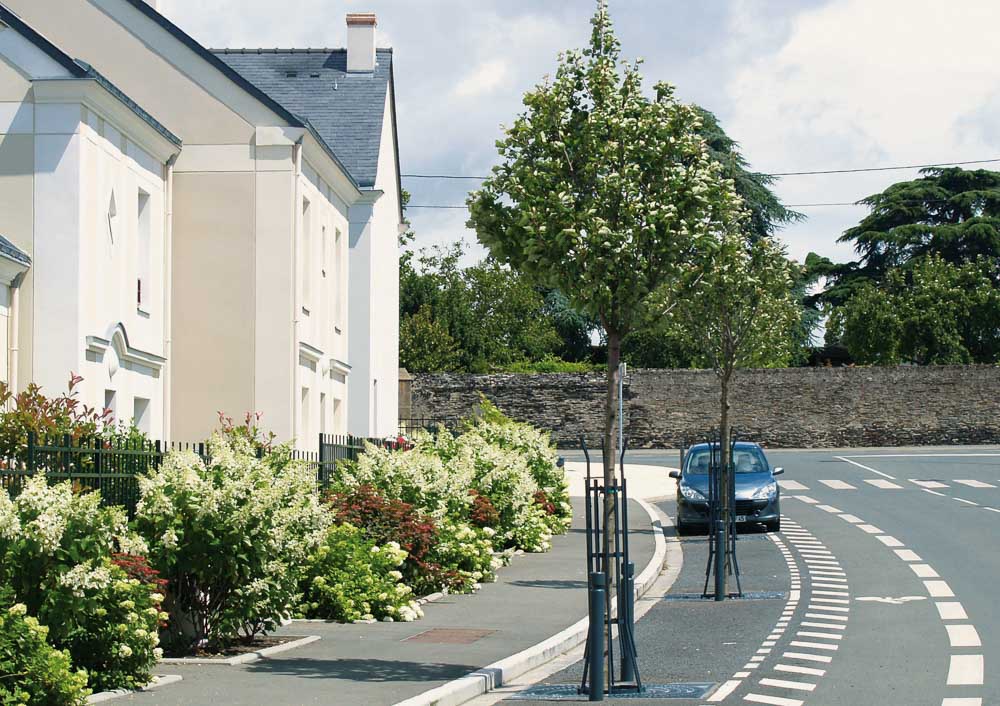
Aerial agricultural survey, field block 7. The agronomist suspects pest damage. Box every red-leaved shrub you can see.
[469,490,501,528]
[324,485,456,594]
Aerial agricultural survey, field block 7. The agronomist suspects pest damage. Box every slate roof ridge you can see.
[211,47,393,54]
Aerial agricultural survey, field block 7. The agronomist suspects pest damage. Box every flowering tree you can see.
[467,1,743,497]
[669,232,799,590]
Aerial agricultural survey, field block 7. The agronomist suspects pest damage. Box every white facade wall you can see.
[348,88,401,438]
[295,158,351,447]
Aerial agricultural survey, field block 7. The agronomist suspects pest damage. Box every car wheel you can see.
[766,519,780,533]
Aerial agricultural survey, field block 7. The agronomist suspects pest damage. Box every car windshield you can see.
[685,447,769,474]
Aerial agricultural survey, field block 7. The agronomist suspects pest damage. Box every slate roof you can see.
[213,48,394,188]
[0,235,30,266]
[0,3,180,147]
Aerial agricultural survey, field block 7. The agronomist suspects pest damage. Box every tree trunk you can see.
[719,369,732,596]
[603,330,622,591]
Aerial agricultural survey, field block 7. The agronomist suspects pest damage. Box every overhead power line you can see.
[401,157,1000,182]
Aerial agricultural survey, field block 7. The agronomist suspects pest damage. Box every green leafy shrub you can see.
[425,520,503,593]
[44,558,165,692]
[324,485,454,596]
[502,356,601,373]
[0,598,90,706]
[134,432,328,652]
[298,523,422,622]
[0,478,160,692]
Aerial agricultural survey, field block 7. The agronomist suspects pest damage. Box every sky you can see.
[160,0,1000,266]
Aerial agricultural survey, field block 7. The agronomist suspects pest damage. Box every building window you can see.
[333,397,342,433]
[107,190,118,246]
[321,226,328,279]
[334,228,343,330]
[104,389,117,420]
[301,198,311,313]
[133,397,150,434]
[319,392,327,435]
[300,387,310,441]
[137,189,151,309]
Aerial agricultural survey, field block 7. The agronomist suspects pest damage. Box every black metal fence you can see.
[1,432,397,518]
[398,416,461,437]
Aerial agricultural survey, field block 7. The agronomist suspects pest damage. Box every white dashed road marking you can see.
[947,654,984,685]
[954,480,996,488]
[778,480,809,491]
[924,580,955,598]
[864,479,903,489]
[937,602,969,620]
[819,479,856,490]
[945,625,982,648]
[910,479,949,489]
[835,456,897,479]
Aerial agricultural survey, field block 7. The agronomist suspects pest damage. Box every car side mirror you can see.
[668,470,681,479]
[772,467,784,476]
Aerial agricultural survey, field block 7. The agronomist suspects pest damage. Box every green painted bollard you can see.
[588,572,606,701]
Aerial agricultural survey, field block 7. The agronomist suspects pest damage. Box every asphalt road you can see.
[508,446,1000,706]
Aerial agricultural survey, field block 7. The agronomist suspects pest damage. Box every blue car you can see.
[669,442,784,534]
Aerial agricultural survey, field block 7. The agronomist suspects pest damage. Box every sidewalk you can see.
[127,496,657,706]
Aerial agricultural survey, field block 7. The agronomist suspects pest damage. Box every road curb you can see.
[158,635,320,666]
[87,674,183,703]
[392,497,671,706]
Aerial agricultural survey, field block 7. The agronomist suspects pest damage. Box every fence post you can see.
[63,433,72,478]
[26,430,35,474]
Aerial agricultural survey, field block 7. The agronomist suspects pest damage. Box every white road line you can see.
[819,479,857,490]
[812,583,849,590]
[910,564,939,578]
[745,694,803,706]
[759,677,816,692]
[797,631,843,640]
[945,625,982,647]
[805,612,849,622]
[877,535,905,547]
[835,456,896,479]
[817,505,842,513]
[783,651,833,663]
[936,602,968,620]
[707,679,742,702]
[953,497,980,506]
[801,621,846,630]
[941,698,983,705]
[793,496,820,504]
[857,524,883,534]
[985,507,1000,513]
[775,664,826,677]
[813,590,850,597]
[808,604,849,613]
[850,453,1000,458]
[946,654,984,685]
[923,489,948,497]
[865,478,903,489]
[808,575,848,583]
[778,480,810,490]
[735,671,752,678]
[910,479,949,489]
[789,640,839,651]
[811,597,850,605]
[924,580,955,598]
[954,479,996,488]
[894,549,922,561]
[809,570,847,577]
[839,514,864,523]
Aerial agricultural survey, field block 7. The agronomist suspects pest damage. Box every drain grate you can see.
[508,683,716,700]
[662,590,786,602]
[401,628,496,644]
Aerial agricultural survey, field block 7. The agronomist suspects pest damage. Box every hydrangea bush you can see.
[134,432,328,651]
[298,523,422,623]
[0,477,161,692]
[0,598,90,706]
[426,520,504,593]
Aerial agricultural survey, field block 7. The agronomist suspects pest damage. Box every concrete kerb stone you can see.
[158,635,321,666]
[392,496,672,706]
[87,674,183,703]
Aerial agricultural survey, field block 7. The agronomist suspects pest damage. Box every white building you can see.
[0,1,403,445]
[0,6,180,438]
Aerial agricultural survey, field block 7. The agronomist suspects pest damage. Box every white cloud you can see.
[723,0,1000,261]
[453,58,510,98]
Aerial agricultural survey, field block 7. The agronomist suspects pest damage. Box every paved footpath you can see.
[127,496,655,706]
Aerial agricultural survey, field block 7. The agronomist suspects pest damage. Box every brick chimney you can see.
[346,13,377,73]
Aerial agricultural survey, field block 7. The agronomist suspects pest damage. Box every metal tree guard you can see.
[702,430,743,600]
[578,437,643,700]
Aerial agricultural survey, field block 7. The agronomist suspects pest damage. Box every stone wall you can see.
[411,366,1000,448]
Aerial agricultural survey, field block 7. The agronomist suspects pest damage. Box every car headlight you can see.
[751,482,778,501]
[679,484,706,501]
